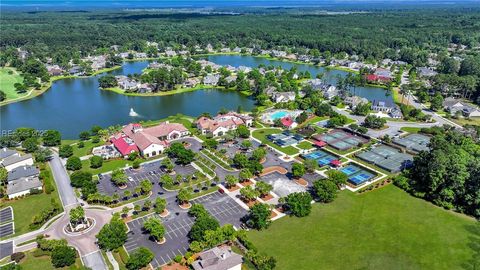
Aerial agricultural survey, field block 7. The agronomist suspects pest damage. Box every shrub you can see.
[51,246,76,268]
[89,155,103,168]
[10,252,25,263]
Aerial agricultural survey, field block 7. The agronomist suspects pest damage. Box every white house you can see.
[1,154,34,171]
[192,246,243,270]
[7,176,43,199]
[196,112,253,137]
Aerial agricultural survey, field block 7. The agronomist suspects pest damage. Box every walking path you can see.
[106,251,120,270]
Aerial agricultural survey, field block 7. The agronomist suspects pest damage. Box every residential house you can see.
[0,148,19,160]
[7,165,39,182]
[344,96,369,109]
[374,69,393,80]
[322,84,339,100]
[280,116,297,129]
[192,246,243,270]
[371,100,396,113]
[134,52,148,59]
[390,108,403,119]
[203,74,220,86]
[7,176,43,199]
[46,65,64,76]
[443,97,480,117]
[271,50,287,58]
[69,66,84,76]
[196,112,253,137]
[184,77,201,88]
[225,75,237,85]
[272,92,296,103]
[1,154,34,171]
[417,67,438,78]
[115,76,138,91]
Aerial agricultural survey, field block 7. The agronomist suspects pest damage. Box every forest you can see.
[1,8,480,64]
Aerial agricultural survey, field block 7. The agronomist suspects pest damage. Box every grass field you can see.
[0,67,25,100]
[248,185,478,269]
[296,141,314,150]
[80,158,142,174]
[18,250,83,270]
[400,127,422,133]
[69,139,104,157]
[251,128,299,155]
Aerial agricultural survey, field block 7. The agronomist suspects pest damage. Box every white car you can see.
[128,176,134,182]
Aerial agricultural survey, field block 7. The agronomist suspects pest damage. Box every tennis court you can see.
[357,145,414,173]
[313,130,369,151]
[268,132,304,147]
[303,150,340,167]
[341,164,376,186]
[393,134,431,152]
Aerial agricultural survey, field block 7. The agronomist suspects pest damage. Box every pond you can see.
[206,55,393,102]
[1,55,392,139]
[0,61,255,139]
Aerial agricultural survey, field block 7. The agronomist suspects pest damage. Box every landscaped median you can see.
[251,128,299,155]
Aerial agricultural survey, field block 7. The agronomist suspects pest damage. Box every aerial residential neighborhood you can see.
[0,1,479,270]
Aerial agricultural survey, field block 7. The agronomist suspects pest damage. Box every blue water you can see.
[270,111,288,120]
[207,55,393,103]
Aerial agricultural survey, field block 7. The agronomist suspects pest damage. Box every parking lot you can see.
[0,207,13,224]
[258,172,306,197]
[0,223,14,238]
[125,212,194,268]
[192,191,248,228]
[97,160,197,196]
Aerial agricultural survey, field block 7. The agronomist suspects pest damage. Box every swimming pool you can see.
[270,111,288,120]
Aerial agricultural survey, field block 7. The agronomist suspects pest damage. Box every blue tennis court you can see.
[349,172,375,185]
[341,165,361,176]
[304,151,326,160]
[303,150,340,167]
[318,156,336,166]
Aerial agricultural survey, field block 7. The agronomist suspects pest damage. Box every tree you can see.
[143,217,166,242]
[430,93,444,111]
[291,163,306,178]
[51,246,76,268]
[251,148,267,162]
[143,199,152,210]
[78,131,91,141]
[154,197,167,214]
[111,169,128,187]
[0,90,5,102]
[313,179,338,203]
[139,179,153,194]
[98,74,117,88]
[161,157,174,172]
[160,174,173,187]
[66,156,82,171]
[34,148,52,162]
[126,247,154,270]
[89,155,103,168]
[22,137,38,153]
[177,188,190,205]
[285,192,313,217]
[304,159,318,173]
[353,102,371,116]
[239,169,253,182]
[236,125,250,138]
[96,215,128,250]
[248,203,271,230]
[59,145,73,158]
[225,175,239,188]
[241,140,252,150]
[0,168,7,185]
[326,170,348,187]
[255,181,273,197]
[362,115,386,129]
[188,215,219,242]
[203,138,218,149]
[43,130,61,146]
[295,112,309,124]
[240,186,260,202]
[69,206,85,224]
[233,153,249,168]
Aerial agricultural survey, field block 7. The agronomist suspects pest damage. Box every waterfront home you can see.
[85,55,107,71]
[203,74,220,86]
[390,108,403,119]
[196,112,253,137]
[237,66,251,73]
[7,165,39,182]
[7,176,43,199]
[184,77,201,88]
[371,100,396,113]
[225,75,237,84]
[374,68,393,80]
[68,66,84,76]
[46,64,64,76]
[271,50,287,58]
[322,84,339,100]
[206,44,214,53]
[165,50,177,57]
[365,74,391,83]
[233,47,242,53]
[137,83,153,93]
[134,52,147,58]
[344,96,369,109]
[115,76,138,91]
[192,246,243,270]
[1,154,34,171]
[417,67,438,78]
[443,97,480,117]
[272,91,296,103]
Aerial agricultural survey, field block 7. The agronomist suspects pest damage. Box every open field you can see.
[0,67,25,100]
[248,185,478,269]
[251,128,299,155]
[17,249,83,270]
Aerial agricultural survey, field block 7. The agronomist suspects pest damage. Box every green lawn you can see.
[251,128,299,155]
[67,139,104,157]
[248,185,478,270]
[400,127,422,133]
[0,67,25,100]
[18,250,83,270]
[80,158,140,174]
[296,141,314,150]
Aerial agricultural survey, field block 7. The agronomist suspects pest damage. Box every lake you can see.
[0,55,391,139]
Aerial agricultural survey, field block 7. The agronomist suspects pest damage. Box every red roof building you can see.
[330,160,342,167]
[110,135,139,157]
[280,116,294,128]
[314,140,327,147]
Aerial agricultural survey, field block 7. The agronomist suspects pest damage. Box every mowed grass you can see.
[0,67,24,100]
[248,185,478,269]
[18,250,83,270]
[251,128,299,155]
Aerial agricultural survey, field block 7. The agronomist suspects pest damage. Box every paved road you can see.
[82,250,108,270]
[49,153,78,207]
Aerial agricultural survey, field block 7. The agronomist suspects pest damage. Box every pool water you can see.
[270,111,288,120]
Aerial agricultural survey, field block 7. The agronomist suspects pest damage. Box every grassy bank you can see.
[248,185,478,269]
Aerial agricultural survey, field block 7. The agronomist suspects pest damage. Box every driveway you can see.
[49,153,78,207]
